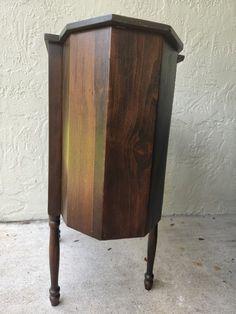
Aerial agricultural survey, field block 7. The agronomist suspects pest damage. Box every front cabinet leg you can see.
[49,215,60,306]
[144,224,158,290]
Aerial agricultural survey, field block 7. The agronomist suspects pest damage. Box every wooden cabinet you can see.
[45,14,184,306]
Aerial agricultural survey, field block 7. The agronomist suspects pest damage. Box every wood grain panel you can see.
[102,28,163,239]
[92,29,111,238]
[61,28,111,236]
[146,42,178,231]
[48,43,62,215]
[61,37,70,222]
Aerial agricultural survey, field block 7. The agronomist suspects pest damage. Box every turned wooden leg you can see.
[144,223,158,290]
[49,215,60,306]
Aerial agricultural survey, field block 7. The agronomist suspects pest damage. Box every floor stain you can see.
[214,265,221,271]
[193,261,203,267]
[198,237,205,240]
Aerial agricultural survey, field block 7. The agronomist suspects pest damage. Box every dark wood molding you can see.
[44,14,183,53]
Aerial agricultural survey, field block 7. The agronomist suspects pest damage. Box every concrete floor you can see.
[0,215,235,314]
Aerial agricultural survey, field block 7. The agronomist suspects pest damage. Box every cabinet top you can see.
[44,14,183,52]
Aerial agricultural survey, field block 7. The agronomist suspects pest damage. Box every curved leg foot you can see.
[49,215,60,306]
[144,224,158,291]
[144,273,154,290]
[49,286,60,306]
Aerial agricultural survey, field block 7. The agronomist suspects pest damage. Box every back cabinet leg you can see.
[49,215,60,306]
[144,223,158,290]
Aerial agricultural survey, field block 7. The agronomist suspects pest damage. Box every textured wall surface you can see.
[0,0,235,221]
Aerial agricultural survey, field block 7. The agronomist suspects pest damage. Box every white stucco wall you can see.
[0,0,235,221]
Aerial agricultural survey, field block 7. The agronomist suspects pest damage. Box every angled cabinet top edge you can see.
[44,14,183,53]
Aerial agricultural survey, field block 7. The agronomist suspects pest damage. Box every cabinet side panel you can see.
[102,28,162,239]
[147,42,178,231]
[61,28,111,236]
[92,29,111,238]
[61,38,70,223]
[48,43,62,215]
